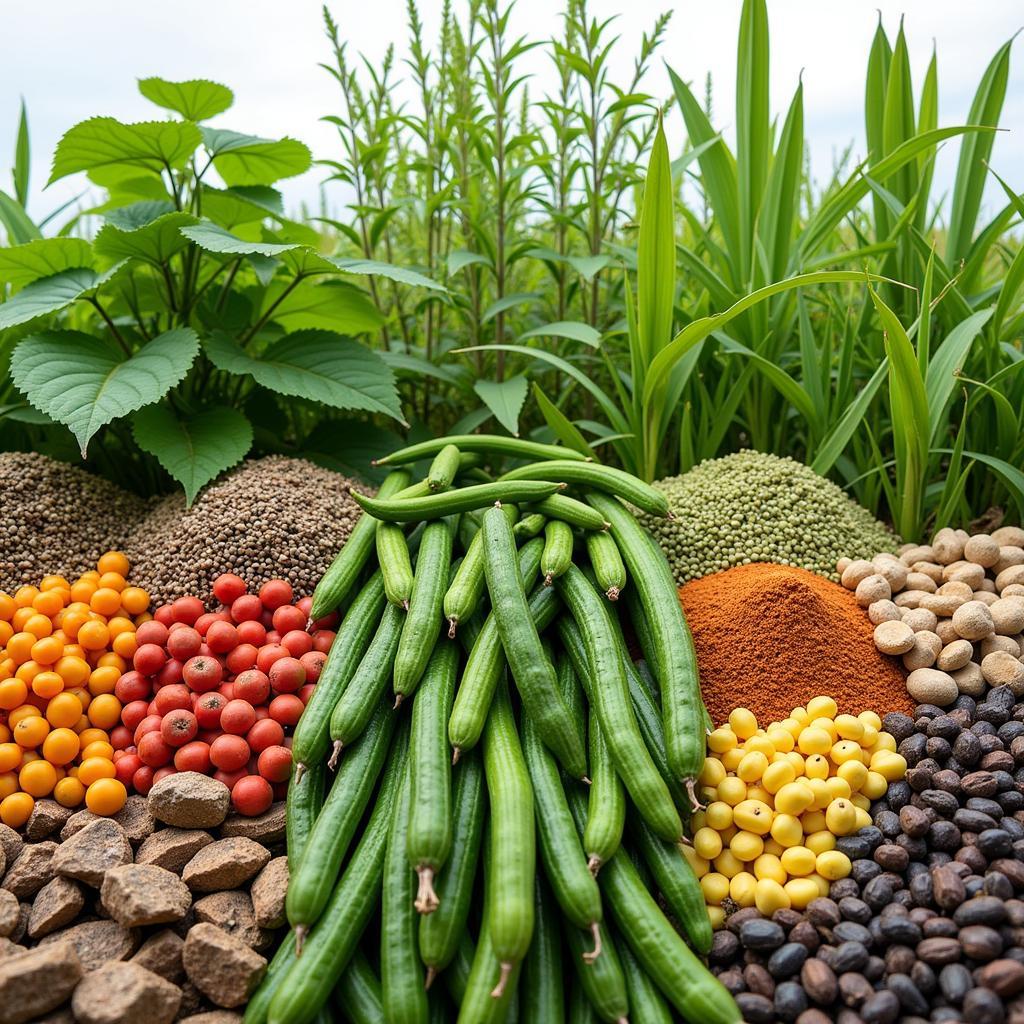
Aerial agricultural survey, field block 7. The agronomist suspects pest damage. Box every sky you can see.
[0,0,1021,227]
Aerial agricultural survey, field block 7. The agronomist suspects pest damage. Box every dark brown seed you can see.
[806,898,841,928]
[859,989,900,1024]
[958,924,1003,960]
[789,920,820,953]
[932,865,966,910]
[915,937,962,966]
[874,844,909,872]
[899,805,932,838]
[743,963,775,998]
[838,971,873,1007]
[961,771,999,798]
[975,958,1024,997]
[801,959,838,1005]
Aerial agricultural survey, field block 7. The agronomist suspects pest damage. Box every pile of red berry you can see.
[108,574,337,815]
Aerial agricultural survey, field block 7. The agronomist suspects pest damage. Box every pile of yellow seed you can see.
[684,696,907,928]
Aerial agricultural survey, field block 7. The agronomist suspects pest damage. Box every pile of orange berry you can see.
[0,552,151,828]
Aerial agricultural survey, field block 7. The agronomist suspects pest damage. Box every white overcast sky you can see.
[0,1,1021,227]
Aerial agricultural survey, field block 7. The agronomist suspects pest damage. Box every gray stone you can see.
[24,799,72,841]
[219,802,286,844]
[182,838,270,892]
[27,875,84,939]
[193,891,268,950]
[0,824,22,872]
[100,864,191,927]
[130,928,184,983]
[135,828,213,874]
[52,819,132,886]
[71,961,181,1024]
[0,888,18,937]
[250,856,288,930]
[0,941,83,1023]
[148,773,230,829]
[1,842,57,899]
[39,918,139,971]
[60,796,155,846]
[182,923,266,1008]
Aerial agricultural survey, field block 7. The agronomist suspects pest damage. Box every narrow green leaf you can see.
[328,257,446,291]
[531,382,596,459]
[758,79,804,279]
[915,48,939,231]
[518,321,601,348]
[881,23,917,203]
[917,249,935,377]
[138,78,234,122]
[481,292,539,322]
[925,308,993,445]
[0,191,40,245]
[13,99,30,207]
[736,0,770,280]
[566,254,611,280]
[810,357,889,476]
[448,249,491,273]
[473,376,528,435]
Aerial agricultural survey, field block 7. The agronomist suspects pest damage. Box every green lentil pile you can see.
[648,451,896,585]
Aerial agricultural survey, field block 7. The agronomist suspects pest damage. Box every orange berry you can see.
[59,611,87,641]
[0,724,8,744]
[0,679,28,711]
[79,570,101,583]
[62,643,86,661]
[13,715,49,748]
[106,617,134,638]
[0,659,14,679]
[111,632,137,660]
[77,621,110,651]
[5,632,34,665]
[134,612,153,625]
[40,575,70,592]
[46,692,84,728]
[0,772,18,801]
[31,672,64,700]
[42,728,80,766]
[20,749,39,764]
[85,777,127,816]
[14,660,41,683]
[72,716,90,734]
[77,728,109,748]
[53,775,85,808]
[0,743,22,773]
[8,704,40,727]
[13,586,38,609]
[87,666,120,696]
[23,614,52,639]
[10,607,34,632]
[89,588,121,617]
[31,590,64,618]
[19,759,57,797]
[0,593,14,620]
[0,792,33,828]
[81,740,114,761]
[69,581,96,605]
[96,653,126,672]
[0,622,13,647]
[120,587,150,616]
[97,552,130,577]
[30,636,63,667]
[97,572,126,593]
[67,688,91,712]
[87,694,121,730]
[77,756,116,786]
[55,656,90,688]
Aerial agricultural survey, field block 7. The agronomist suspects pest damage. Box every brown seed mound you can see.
[124,456,362,605]
[0,453,148,592]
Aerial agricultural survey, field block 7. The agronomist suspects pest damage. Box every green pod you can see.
[585,530,627,601]
[554,650,586,756]
[584,711,625,875]
[630,811,713,954]
[569,978,600,1024]
[378,521,415,608]
[408,642,458,913]
[309,470,410,620]
[483,506,586,780]
[285,757,325,867]
[428,443,461,491]
[267,726,408,1024]
[541,519,574,585]
[513,513,547,539]
[243,933,298,1024]
[521,706,601,946]
[618,939,673,1024]
[566,920,629,1024]
[442,932,476,1006]
[328,602,404,760]
[419,748,484,977]
[556,567,682,843]
[444,503,517,637]
[373,434,589,467]
[530,494,609,531]
[521,875,565,1024]
[352,481,562,523]
[456,894,522,1024]
[381,760,429,1024]
[393,519,455,698]
[286,698,398,936]
[291,572,386,777]
[332,950,384,1024]
[500,460,669,517]
[483,681,535,993]
[588,492,705,808]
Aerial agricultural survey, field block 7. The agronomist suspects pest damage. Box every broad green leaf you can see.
[482,293,539,322]
[10,327,199,455]
[328,257,446,291]
[103,200,176,230]
[201,127,312,186]
[473,376,528,435]
[201,185,284,227]
[0,191,40,245]
[94,211,197,266]
[518,321,601,348]
[138,77,234,122]
[133,404,252,506]
[925,308,993,445]
[180,221,300,257]
[448,249,491,273]
[0,237,93,289]
[532,382,596,459]
[49,118,202,184]
[736,0,770,280]
[260,279,383,335]
[0,265,125,330]
[566,254,611,280]
[204,329,404,423]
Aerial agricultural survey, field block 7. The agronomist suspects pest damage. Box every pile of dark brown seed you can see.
[0,452,148,592]
[124,456,363,606]
[709,693,1024,1024]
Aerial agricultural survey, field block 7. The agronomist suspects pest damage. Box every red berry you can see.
[155,659,183,687]
[221,699,257,736]
[268,657,305,695]
[213,767,249,790]
[231,595,263,623]
[166,625,202,661]
[272,605,307,635]
[299,651,326,684]
[152,766,177,785]
[312,630,336,654]
[268,694,304,728]
[133,714,164,745]
[133,643,167,676]
[174,740,211,774]
[138,731,173,767]
[226,643,259,675]
[154,684,192,716]
[256,644,290,675]
[296,596,313,617]
[171,596,205,626]
[115,671,151,704]
[195,692,226,730]
[265,631,281,645]
[109,725,133,750]
[233,670,270,706]
[298,683,316,706]
[206,620,239,655]
[210,734,250,772]
[194,611,230,637]
[232,775,273,816]
[183,656,223,693]
[281,629,313,658]
[247,718,284,753]
[312,611,340,631]
[253,705,269,721]
[161,709,198,748]
[132,765,155,795]
[259,579,293,611]
[217,683,235,702]
[121,700,150,733]
[212,573,247,605]
[257,745,292,783]
[136,620,170,647]
[236,620,267,647]
[114,752,142,787]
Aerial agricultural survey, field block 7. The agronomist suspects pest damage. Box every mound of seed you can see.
[648,451,896,585]
[0,452,148,592]
[125,456,362,605]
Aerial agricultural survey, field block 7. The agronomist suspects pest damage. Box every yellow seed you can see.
[805,829,836,854]
[732,799,774,836]
[780,846,816,876]
[816,850,852,880]
[804,754,830,780]
[837,760,868,792]
[729,871,757,907]
[766,727,795,753]
[810,873,832,896]
[730,830,764,862]
[700,872,730,904]
[791,707,809,724]
[779,717,804,738]
[763,837,785,857]
[717,777,748,807]
[694,827,723,861]
[784,751,806,776]
[743,735,776,758]
[853,807,873,829]
[713,850,745,879]
[797,727,832,756]
[806,777,832,811]
[810,717,838,743]
[774,781,814,816]
[869,750,907,781]
[681,845,709,877]
[754,878,791,915]
[691,810,708,832]
[807,696,838,719]
[706,904,726,930]
[707,728,738,754]
[824,798,857,836]
[859,724,879,750]
[861,771,889,800]
[762,760,796,795]
[834,714,864,741]
[705,801,733,830]
[784,877,820,909]
[858,710,882,730]
[830,740,863,765]
[700,787,718,806]
[769,813,803,848]
[746,786,772,806]
[729,708,758,740]
[719,824,738,843]
[736,750,769,783]
[872,732,897,754]
[721,748,745,772]
[851,793,870,811]
[699,757,727,787]
[771,752,790,764]
[825,777,852,801]
[753,853,786,884]
[801,810,827,834]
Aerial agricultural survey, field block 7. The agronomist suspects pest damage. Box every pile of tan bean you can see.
[838,527,1024,708]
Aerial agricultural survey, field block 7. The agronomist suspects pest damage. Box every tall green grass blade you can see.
[810,358,889,476]
[865,16,892,238]
[917,248,934,378]
[758,79,804,280]
[531,382,596,460]
[736,0,769,282]
[925,308,993,445]
[915,48,939,231]
[13,99,30,208]
[933,406,971,531]
[881,23,917,204]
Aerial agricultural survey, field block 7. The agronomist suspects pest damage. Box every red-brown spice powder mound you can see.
[679,562,914,728]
